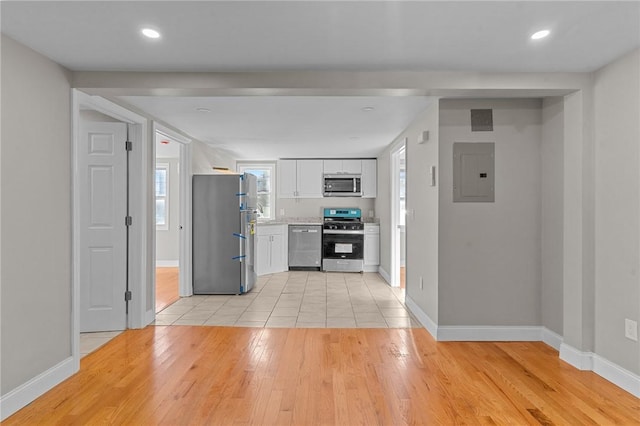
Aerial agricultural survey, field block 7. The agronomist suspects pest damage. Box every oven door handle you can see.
[322,230,365,235]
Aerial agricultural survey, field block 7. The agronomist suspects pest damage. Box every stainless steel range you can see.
[322,208,364,272]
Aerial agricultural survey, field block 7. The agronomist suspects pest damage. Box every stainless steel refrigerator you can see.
[193,173,257,294]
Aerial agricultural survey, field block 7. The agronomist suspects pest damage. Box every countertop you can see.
[258,217,322,226]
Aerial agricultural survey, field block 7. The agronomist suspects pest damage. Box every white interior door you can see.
[79,121,128,332]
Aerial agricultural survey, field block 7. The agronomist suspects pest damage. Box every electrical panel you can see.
[453,142,495,202]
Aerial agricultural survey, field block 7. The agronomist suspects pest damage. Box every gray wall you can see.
[376,101,439,321]
[541,97,565,335]
[593,49,640,374]
[1,35,72,394]
[562,89,595,352]
[438,99,542,326]
[406,103,440,322]
[155,158,180,262]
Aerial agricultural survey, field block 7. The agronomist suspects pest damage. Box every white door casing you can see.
[390,140,406,288]
[79,121,128,332]
[153,124,193,299]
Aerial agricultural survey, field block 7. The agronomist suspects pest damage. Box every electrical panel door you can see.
[453,142,495,203]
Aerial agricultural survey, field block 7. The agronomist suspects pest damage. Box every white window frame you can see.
[155,163,170,231]
[237,161,276,221]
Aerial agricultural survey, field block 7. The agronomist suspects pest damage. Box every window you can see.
[237,162,276,220]
[155,164,169,230]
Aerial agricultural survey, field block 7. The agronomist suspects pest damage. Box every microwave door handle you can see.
[353,178,356,192]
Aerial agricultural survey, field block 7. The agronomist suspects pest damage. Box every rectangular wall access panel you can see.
[453,142,495,202]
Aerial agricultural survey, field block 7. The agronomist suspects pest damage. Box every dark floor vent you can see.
[471,109,493,131]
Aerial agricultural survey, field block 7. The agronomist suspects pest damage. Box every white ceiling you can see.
[3,1,638,72]
[127,96,433,159]
[2,1,639,159]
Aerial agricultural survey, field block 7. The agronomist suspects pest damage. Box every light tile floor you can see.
[155,271,421,328]
[79,331,124,358]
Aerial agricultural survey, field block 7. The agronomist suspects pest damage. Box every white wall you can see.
[593,48,640,374]
[1,35,72,394]
[155,157,180,263]
[438,99,542,326]
[192,140,236,174]
[541,97,565,335]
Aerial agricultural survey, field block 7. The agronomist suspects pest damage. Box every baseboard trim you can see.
[0,356,76,421]
[404,295,438,339]
[560,343,640,398]
[156,260,179,267]
[144,309,156,327]
[437,325,543,342]
[378,266,391,284]
[593,354,640,398]
[559,343,594,370]
[401,299,564,349]
[363,265,379,273]
[383,295,638,399]
[541,327,563,351]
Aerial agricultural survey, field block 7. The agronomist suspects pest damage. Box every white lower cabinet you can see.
[256,224,288,276]
[364,223,380,272]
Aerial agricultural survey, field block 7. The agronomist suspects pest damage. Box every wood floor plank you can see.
[5,327,640,425]
[156,266,179,313]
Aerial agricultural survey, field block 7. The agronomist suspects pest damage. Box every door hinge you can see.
[125,216,133,226]
[124,290,132,301]
[125,141,133,151]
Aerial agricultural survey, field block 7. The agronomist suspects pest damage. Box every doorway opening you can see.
[152,124,193,314]
[390,140,407,288]
[155,131,181,312]
[72,90,149,366]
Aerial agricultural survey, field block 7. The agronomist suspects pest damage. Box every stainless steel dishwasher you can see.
[288,225,322,270]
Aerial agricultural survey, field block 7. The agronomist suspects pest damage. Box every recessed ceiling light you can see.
[362,107,375,112]
[531,29,550,40]
[141,28,161,39]
[195,107,211,113]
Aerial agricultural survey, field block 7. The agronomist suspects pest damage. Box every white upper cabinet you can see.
[323,159,362,174]
[278,160,297,198]
[361,159,377,198]
[296,160,323,198]
[280,158,375,198]
[278,159,323,198]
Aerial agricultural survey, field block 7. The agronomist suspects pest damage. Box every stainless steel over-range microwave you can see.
[323,174,362,197]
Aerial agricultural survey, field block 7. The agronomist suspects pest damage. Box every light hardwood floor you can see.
[156,266,180,313]
[5,326,639,425]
